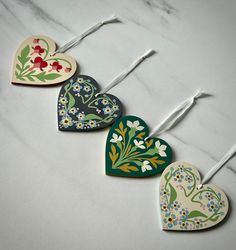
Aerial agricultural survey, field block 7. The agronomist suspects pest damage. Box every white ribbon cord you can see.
[96,49,156,96]
[197,144,236,189]
[51,14,120,56]
[145,89,209,140]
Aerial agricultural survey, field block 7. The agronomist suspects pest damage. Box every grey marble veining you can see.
[0,0,236,250]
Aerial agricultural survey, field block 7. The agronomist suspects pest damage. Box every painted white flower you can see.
[127,120,144,131]
[142,160,152,172]
[155,140,167,157]
[110,133,122,143]
[134,139,145,149]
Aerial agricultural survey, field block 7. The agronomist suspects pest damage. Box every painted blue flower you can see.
[59,109,66,116]
[178,165,185,172]
[205,192,214,200]
[60,116,73,128]
[171,201,180,211]
[77,112,85,120]
[84,85,91,92]
[179,208,189,219]
[59,96,68,105]
[218,200,225,208]
[113,105,119,111]
[173,171,184,183]
[76,122,84,129]
[163,213,177,228]
[207,201,218,212]
[160,202,169,212]
[73,83,82,92]
[160,187,170,198]
[194,218,203,229]
[69,107,77,114]
[185,175,193,183]
[179,220,189,230]
[77,77,84,83]
[88,120,96,128]
[101,99,109,105]
[103,106,112,115]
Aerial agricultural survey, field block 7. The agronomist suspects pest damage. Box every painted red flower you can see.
[65,67,72,73]
[49,61,63,72]
[29,57,48,71]
[33,38,40,43]
[31,45,45,56]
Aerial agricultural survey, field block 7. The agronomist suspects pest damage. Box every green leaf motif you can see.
[64,83,71,91]
[18,45,30,65]
[34,72,61,82]
[169,183,177,205]
[67,92,75,110]
[164,172,170,181]
[188,210,208,219]
[83,114,103,121]
[16,64,22,71]
[209,215,219,222]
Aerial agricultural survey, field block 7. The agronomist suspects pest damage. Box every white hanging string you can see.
[145,89,210,140]
[51,14,120,56]
[197,144,236,189]
[95,49,156,96]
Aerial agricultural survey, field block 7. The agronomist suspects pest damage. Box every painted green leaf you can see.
[34,72,61,82]
[64,83,71,91]
[43,73,61,80]
[16,64,22,71]
[209,215,219,222]
[26,75,35,81]
[34,72,46,82]
[188,210,208,219]
[83,114,103,121]
[23,65,30,71]
[169,183,177,205]
[15,71,25,80]
[28,70,36,75]
[67,92,75,110]
[18,45,30,65]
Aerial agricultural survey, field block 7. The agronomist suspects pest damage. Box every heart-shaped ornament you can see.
[57,75,122,131]
[105,116,172,177]
[12,35,77,86]
[159,161,228,231]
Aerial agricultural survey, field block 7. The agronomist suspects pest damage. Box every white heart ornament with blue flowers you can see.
[159,161,228,231]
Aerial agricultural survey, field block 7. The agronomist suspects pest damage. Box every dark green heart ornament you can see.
[106,115,172,177]
[58,75,122,131]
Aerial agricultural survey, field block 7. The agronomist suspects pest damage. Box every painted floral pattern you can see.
[58,75,122,131]
[106,116,172,177]
[13,36,75,84]
[160,162,228,231]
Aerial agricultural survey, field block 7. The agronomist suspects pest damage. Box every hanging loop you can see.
[197,144,236,189]
[51,14,121,56]
[95,49,156,97]
[145,89,210,140]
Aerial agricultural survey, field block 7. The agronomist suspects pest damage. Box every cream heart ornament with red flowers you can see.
[159,161,229,231]
[12,35,77,86]
[11,15,121,86]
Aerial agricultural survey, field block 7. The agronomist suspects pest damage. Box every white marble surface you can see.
[0,0,236,249]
